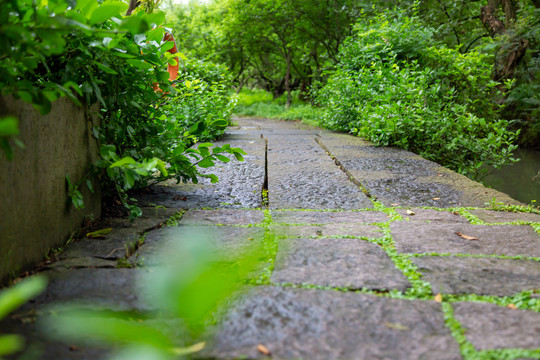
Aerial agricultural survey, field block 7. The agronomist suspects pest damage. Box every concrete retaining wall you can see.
[0,96,101,282]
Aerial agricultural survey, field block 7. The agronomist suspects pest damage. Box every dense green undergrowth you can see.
[0,0,241,218]
[236,12,522,181]
[234,89,322,125]
[314,13,520,179]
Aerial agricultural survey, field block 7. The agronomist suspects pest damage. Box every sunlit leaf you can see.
[110,157,136,168]
[0,116,19,137]
[0,276,47,320]
[89,2,127,24]
[86,228,112,239]
[127,59,153,70]
[0,335,24,356]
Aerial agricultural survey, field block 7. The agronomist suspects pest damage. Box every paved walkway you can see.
[3,118,540,359]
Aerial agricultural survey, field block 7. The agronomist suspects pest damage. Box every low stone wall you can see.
[0,96,101,282]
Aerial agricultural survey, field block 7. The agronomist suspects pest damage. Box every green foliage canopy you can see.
[1,0,241,218]
[315,12,519,178]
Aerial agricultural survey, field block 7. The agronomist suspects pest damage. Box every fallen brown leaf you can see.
[173,195,187,201]
[455,232,479,241]
[507,304,517,309]
[434,293,443,302]
[257,344,271,356]
[69,345,79,351]
[432,197,440,200]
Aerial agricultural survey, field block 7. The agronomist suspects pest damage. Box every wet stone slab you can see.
[134,140,265,210]
[59,207,177,260]
[44,257,117,270]
[272,238,410,291]
[269,169,372,209]
[59,228,143,260]
[396,209,470,223]
[412,256,540,296]
[0,314,109,360]
[317,133,373,149]
[340,157,440,177]
[453,302,540,350]
[180,210,264,225]
[469,209,540,224]
[268,137,372,210]
[359,176,464,208]
[204,286,461,360]
[270,224,384,239]
[133,225,265,266]
[271,211,389,224]
[318,135,520,208]
[392,223,540,257]
[20,268,148,312]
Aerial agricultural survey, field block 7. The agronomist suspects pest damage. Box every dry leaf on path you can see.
[434,293,443,302]
[384,322,410,331]
[257,344,271,356]
[455,232,479,241]
[507,304,517,309]
[432,197,440,200]
[86,228,112,239]
[406,210,415,215]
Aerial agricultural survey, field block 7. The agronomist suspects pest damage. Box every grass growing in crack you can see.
[249,210,279,285]
[444,292,540,312]
[408,252,540,263]
[487,199,540,214]
[442,303,478,359]
[475,348,540,360]
[261,189,269,208]
[442,302,540,360]
[451,208,485,224]
[166,210,186,227]
[269,208,377,212]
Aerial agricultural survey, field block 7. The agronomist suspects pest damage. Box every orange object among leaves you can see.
[163,32,179,82]
[153,32,179,92]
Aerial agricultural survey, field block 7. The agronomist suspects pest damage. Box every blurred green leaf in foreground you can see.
[42,227,264,359]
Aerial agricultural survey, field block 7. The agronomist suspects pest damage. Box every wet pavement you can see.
[2,118,540,360]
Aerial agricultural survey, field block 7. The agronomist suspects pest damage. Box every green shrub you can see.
[236,88,274,106]
[234,88,323,123]
[1,0,242,218]
[315,12,519,179]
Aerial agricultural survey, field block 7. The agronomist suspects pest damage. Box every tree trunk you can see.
[480,0,528,83]
[494,38,529,81]
[126,0,139,15]
[285,50,292,109]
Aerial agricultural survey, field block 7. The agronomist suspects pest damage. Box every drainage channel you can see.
[314,137,373,199]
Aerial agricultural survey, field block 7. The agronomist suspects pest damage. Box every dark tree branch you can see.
[126,0,139,16]
[464,34,489,53]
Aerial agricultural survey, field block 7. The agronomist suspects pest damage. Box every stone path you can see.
[2,118,540,359]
